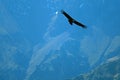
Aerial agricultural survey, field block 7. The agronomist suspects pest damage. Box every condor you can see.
[61,10,87,29]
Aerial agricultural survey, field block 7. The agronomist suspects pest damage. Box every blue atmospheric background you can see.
[0,0,120,80]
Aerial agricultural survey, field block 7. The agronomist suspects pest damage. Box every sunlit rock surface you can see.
[69,56,120,80]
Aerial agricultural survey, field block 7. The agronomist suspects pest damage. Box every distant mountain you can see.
[28,40,90,80]
[24,33,120,80]
[69,55,120,80]
[0,34,32,80]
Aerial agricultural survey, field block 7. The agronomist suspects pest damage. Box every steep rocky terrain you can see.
[69,56,120,80]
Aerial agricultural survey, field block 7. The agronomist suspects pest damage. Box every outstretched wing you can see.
[74,20,87,28]
[61,10,73,20]
[61,10,87,29]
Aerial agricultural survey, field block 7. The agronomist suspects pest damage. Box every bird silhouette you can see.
[61,10,87,28]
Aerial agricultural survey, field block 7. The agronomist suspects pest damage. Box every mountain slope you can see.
[69,56,120,80]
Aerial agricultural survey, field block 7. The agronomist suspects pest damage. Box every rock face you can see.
[70,56,120,80]
[0,34,32,80]
[28,40,90,80]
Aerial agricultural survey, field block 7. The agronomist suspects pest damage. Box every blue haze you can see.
[0,0,120,80]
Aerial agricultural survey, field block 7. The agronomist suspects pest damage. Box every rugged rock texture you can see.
[69,56,120,80]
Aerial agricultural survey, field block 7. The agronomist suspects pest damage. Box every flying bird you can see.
[61,10,87,28]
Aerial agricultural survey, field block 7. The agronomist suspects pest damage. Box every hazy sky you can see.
[1,0,120,80]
